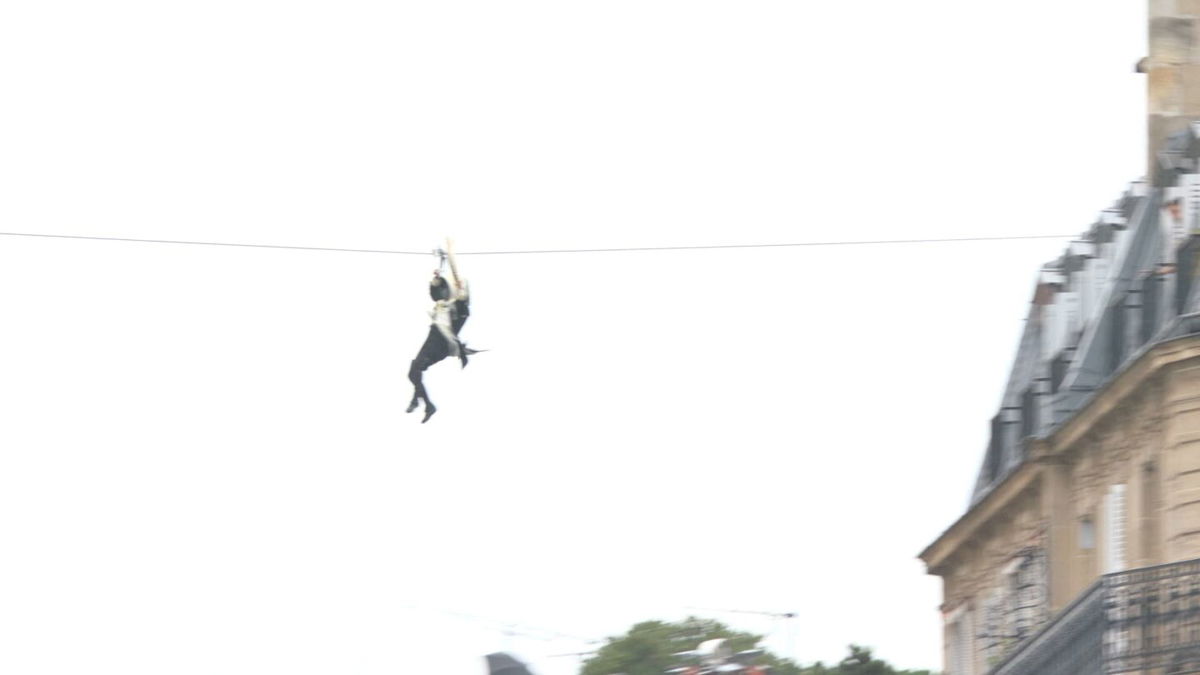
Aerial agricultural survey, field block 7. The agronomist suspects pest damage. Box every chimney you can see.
[1147,2,1200,184]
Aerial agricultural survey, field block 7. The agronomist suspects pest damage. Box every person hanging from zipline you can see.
[406,243,479,423]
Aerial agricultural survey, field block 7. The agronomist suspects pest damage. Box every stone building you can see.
[919,3,1200,674]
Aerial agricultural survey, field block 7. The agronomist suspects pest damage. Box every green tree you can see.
[806,645,934,675]
[579,617,801,675]
[579,620,935,675]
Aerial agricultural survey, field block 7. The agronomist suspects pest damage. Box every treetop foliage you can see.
[579,618,936,675]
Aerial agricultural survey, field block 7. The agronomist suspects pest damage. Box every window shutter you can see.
[956,610,974,675]
[1105,484,1127,573]
[1184,173,1200,237]
[1163,186,1185,262]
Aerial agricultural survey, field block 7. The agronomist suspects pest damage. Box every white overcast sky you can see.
[0,2,1145,674]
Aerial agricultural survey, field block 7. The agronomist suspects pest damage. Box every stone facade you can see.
[922,336,1200,674]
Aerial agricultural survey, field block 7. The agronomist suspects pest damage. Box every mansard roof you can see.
[968,159,1198,505]
[1157,124,1200,184]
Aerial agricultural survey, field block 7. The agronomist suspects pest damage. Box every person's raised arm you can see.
[444,239,468,300]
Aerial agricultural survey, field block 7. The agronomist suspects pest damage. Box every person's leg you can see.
[407,328,447,421]
[406,358,428,413]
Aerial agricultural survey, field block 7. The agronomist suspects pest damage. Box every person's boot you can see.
[421,403,437,423]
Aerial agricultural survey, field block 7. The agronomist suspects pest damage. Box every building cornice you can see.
[920,459,1039,575]
[1050,333,1200,453]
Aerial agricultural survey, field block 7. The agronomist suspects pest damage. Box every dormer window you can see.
[1110,296,1127,374]
[1021,385,1038,440]
[1050,352,1070,394]
[986,415,1003,482]
[1142,273,1161,344]
[1176,236,1200,314]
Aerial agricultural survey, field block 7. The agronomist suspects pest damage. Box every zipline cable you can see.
[462,234,1075,254]
[0,230,1077,257]
[0,231,427,256]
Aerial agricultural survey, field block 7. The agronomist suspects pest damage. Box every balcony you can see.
[989,581,1102,675]
[988,558,1200,675]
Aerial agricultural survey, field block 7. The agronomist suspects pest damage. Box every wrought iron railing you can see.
[986,557,1200,675]
[1104,559,1200,674]
[989,581,1102,675]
